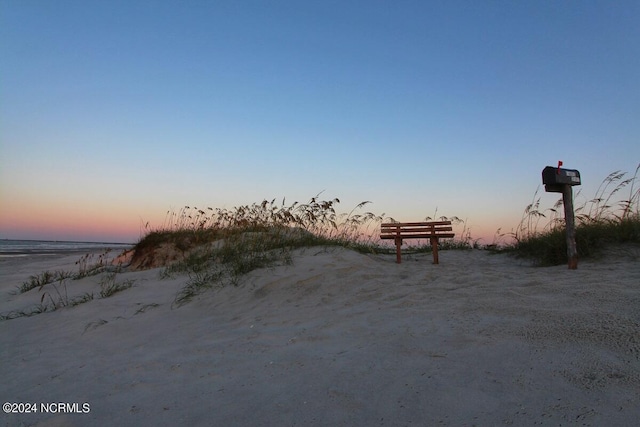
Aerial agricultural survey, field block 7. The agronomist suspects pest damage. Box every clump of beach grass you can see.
[0,304,51,321]
[75,250,116,277]
[15,249,120,295]
[38,277,94,311]
[98,272,135,298]
[17,270,73,294]
[2,250,134,321]
[507,165,640,266]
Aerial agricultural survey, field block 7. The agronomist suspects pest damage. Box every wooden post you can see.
[395,226,402,264]
[542,162,581,269]
[562,184,578,269]
[430,236,439,264]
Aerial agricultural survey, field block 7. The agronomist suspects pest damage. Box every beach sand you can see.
[1,246,639,426]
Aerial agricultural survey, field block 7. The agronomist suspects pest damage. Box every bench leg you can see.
[395,237,402,263]
[431,237,439,264]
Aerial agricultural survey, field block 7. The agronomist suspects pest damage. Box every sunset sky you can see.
[1,0,639,244]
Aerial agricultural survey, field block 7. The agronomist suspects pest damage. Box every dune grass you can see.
[141,196,386,248]
[506,165,640,266]
[1,250,133,321]
[15,250,118,294]
[99,271,135,298]
[134,196,389,306]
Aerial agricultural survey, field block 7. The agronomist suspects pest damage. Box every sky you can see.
[1,0,639,244]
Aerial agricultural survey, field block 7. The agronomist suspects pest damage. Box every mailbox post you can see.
[542,162,581,269]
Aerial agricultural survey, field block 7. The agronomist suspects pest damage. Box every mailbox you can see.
[542,166,581,193]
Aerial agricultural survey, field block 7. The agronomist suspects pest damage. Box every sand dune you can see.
[1,246,639,426]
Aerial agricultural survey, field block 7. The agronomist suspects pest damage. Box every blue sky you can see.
[1,0,639,243]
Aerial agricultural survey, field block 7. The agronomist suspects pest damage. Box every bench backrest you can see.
[380,221,454,240]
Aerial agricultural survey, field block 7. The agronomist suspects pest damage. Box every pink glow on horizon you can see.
[0,203,149,243]
[1,188,525,246]
[1,203,521,246]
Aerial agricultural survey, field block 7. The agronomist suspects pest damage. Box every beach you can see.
[1,245,639,426]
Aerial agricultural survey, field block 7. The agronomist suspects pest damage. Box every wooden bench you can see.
[380,221,455,264]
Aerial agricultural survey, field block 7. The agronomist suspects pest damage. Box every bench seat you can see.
[380,221,455,264]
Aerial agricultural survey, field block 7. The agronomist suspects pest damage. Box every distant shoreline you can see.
[0,238,134,245]
[0,239,133,257]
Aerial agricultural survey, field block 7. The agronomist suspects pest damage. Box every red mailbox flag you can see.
[557,161,563,174]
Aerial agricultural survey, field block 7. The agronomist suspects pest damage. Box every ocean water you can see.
[0,239,132,257]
